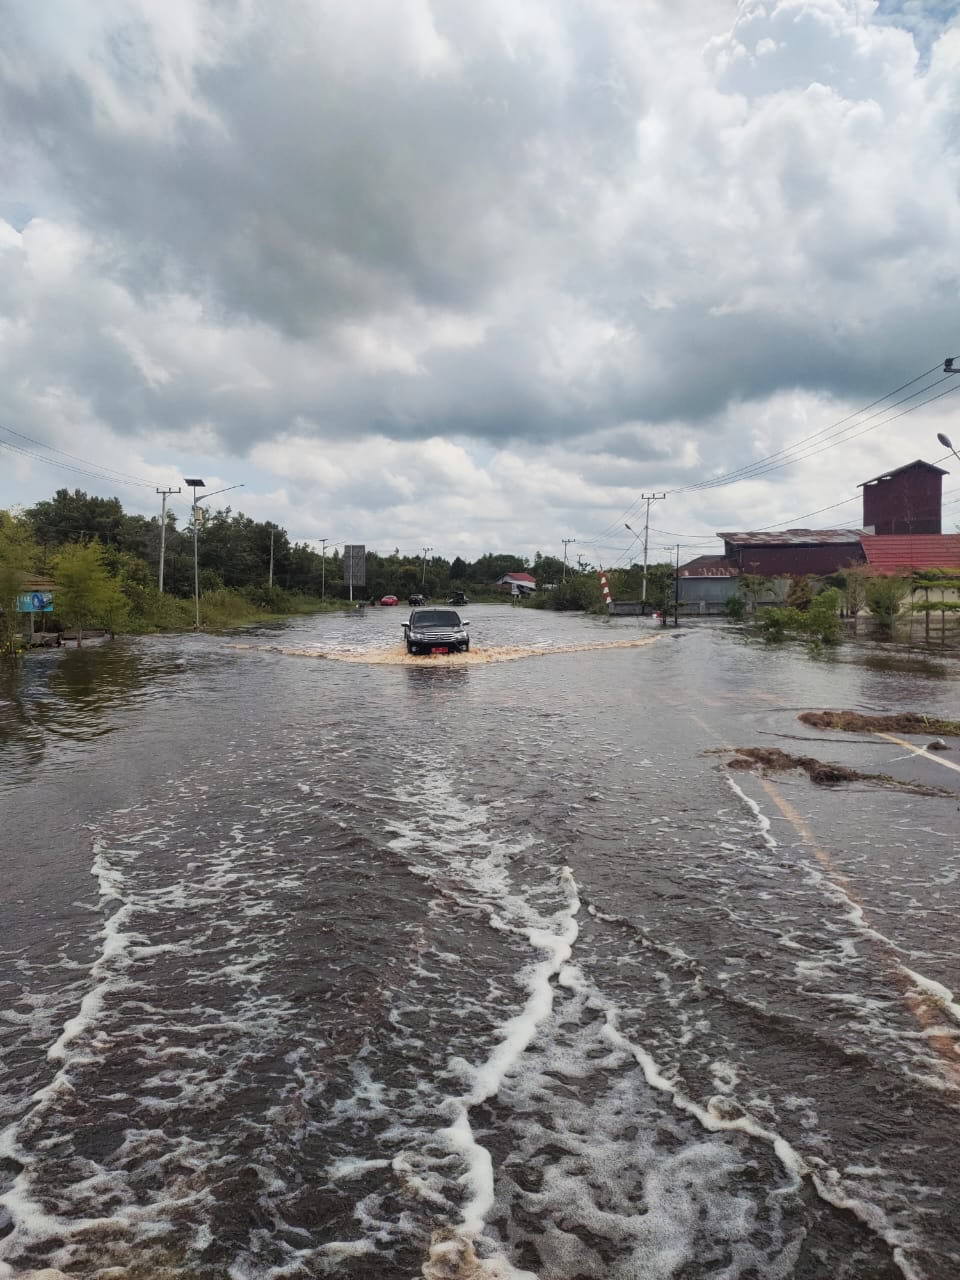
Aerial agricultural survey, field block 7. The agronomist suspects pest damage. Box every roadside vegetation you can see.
[0,488,604,654]
[744,568,960,649]
[526,561,676,614]
[753,583,843,644]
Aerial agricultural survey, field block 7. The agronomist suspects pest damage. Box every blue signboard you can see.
[17,591,54,613]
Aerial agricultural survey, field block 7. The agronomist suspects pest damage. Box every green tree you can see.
[864,575,911,631]
[0,512,38,656]
[838,567,868,617]
[53,542,126,646]
[739,574,773,612]
[27,488,125,548]
[645,562,676,617]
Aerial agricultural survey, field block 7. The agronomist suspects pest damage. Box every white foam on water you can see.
[901,967,960,1025]
[563,965,925,1280]
[227,635,659,668]
[726,773,960,1063]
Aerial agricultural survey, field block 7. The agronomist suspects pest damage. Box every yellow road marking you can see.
[874,731,960,777]
[662,694,960,1086]
[755,774,960,1087]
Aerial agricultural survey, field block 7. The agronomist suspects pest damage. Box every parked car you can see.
[402,607,470,655]
[380,595,399,606]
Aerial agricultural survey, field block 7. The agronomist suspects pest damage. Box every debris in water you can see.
[721,746,950,796]
[799,710,960,737]
[928,738,950,752]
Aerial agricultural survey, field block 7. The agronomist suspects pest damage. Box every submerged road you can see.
[1,605,958,1280]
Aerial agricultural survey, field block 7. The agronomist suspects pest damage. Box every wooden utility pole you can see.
[156,487,181,592]
[562,538,576,580]
[640,493,666,607]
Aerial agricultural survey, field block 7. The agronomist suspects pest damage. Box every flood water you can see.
[1,605,959,1280]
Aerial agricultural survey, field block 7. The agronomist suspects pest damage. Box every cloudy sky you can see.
[1,0,959,565]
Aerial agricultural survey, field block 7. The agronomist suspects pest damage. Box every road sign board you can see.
[343,544,366,588]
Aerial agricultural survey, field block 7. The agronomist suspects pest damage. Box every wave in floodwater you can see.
[0,748,930,1280]
[227,636,660,666]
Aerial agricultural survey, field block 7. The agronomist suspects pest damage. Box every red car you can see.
[380,595,399,606]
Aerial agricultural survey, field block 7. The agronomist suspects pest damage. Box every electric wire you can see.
[591,361,952,541]
[0,423,167,488]
[0,436,172,493]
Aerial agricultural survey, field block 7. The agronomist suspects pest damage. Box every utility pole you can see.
[421,545,432,588]
[156,486,180,592]
[625,493,665,613]
[268,528,274,588]
[674,543,681,628]
[562,538,576,580]
[318,538,328,601]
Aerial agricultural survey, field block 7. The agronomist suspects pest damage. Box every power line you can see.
[591,360,952,542]
[669,369,950,497]
[0,423,166,488]
[588,383,960,548]
[672,377,960,497]
[0,436,170,492]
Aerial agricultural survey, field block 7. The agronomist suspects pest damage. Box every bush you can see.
[864,575,910,628]
[725,595,746,620]
[544,577,603,612]
[804,587,842,642]
[756,606,804,641]
[755,588,841,644]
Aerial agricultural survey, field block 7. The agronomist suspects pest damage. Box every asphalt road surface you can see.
[1,605,958,1280]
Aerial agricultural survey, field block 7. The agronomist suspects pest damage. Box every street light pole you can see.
[183,480,244,630]
[268,528,274,588]
[936,431,960,468]
[421,545,432,588]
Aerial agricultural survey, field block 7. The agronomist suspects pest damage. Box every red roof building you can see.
[859,534,960,575]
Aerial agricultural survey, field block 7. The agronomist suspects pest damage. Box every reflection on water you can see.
[0,642,198,786]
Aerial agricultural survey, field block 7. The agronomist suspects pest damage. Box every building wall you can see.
[679,577,739,604]
[862,469,942,535]
[725,543,865,577]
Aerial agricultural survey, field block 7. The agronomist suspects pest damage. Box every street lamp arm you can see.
[195,483,244,506]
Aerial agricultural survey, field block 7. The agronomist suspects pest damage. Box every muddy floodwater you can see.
[1,605,959,1280]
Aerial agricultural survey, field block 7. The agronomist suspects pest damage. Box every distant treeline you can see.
[15,487,573,598]
[2,487,663,650]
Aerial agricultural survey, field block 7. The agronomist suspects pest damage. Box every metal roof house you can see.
[495,572,537,595]
[677,555,740,610]
[717,530,866,577]
[859,460,948,535]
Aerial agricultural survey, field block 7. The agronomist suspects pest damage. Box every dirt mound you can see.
[725,746,949,796]
[800,710,960,737]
